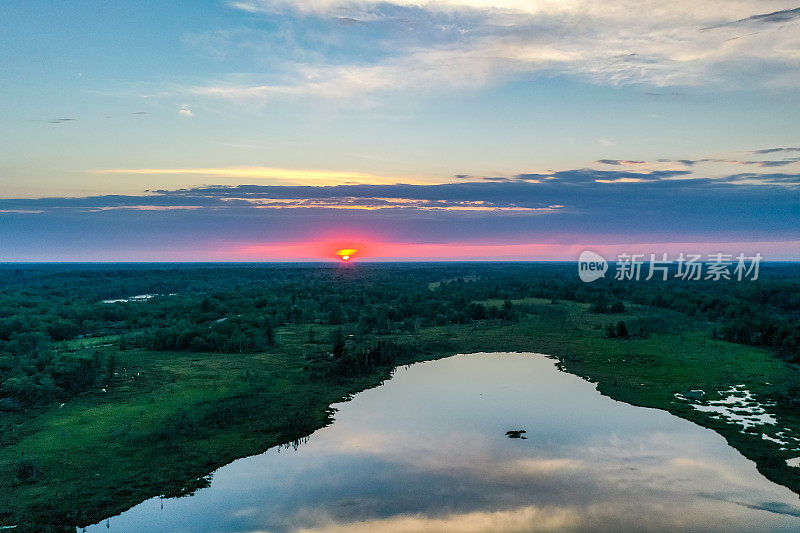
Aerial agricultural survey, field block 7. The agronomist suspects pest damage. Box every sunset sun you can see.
[335,248,357,261]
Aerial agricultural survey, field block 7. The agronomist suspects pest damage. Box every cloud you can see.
[228,1,263,13]
[753,147,800,154]
[704,6,800,29]
[596,160,647,166]
[191,44,521,99]
[293,504,582,533]
[4,151,800,260]
[509,168,691,183]
[29,118,76,124]
[717,172,800,184]
[657,159,702,166]
[179,105,194,117]
[749,160,799,167]
[15,161,800,217]
[657,156,800,168]
[3,165,798,220]
[192,0,800,101]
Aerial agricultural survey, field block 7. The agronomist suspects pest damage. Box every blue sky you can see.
[1,1,799,260]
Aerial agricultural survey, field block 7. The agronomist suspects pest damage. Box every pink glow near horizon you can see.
[13,241,800,262]
[227,240,800,262]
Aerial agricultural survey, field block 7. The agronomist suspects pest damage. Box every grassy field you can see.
[3,298,800,529]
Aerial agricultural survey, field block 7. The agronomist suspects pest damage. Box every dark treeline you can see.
[1,263,798,410]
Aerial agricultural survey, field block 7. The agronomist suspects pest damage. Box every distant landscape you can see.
[2,262,800,529]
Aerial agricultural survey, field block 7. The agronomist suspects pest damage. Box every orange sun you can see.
[335,248,357,261]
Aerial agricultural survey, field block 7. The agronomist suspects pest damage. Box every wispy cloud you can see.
[29,118,76,124]
[753,147,800,154]
[703,6,800,29]
[596,160,647,166]
[187,0,800,101]
[658,156,800,168]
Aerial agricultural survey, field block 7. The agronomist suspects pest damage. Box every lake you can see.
[85,353,800,532]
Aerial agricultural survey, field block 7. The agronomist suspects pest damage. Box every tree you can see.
[15,457,41,484]
[327,304,344,325]
[590,300,609,313]
[46,319,79,341]
[265,321,275,347]
[107,352,117,382]
[332,328,346,359]
[1,376,38,406]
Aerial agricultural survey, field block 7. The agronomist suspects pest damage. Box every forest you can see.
[1,262,799,412]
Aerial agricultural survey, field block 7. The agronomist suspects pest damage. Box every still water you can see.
[86,353,800,532]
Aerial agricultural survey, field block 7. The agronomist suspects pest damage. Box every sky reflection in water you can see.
[86,353,800,532]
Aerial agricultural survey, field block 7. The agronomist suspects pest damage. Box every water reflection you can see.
[86,353,800,532]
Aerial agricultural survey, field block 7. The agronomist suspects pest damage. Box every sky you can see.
[1,0,799,261]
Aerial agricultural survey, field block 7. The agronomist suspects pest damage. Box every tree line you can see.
[1,263,798,409]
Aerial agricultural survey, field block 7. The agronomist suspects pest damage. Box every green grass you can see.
[3,300,800,528]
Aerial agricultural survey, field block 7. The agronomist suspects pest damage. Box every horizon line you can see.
[2,260,800,265]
